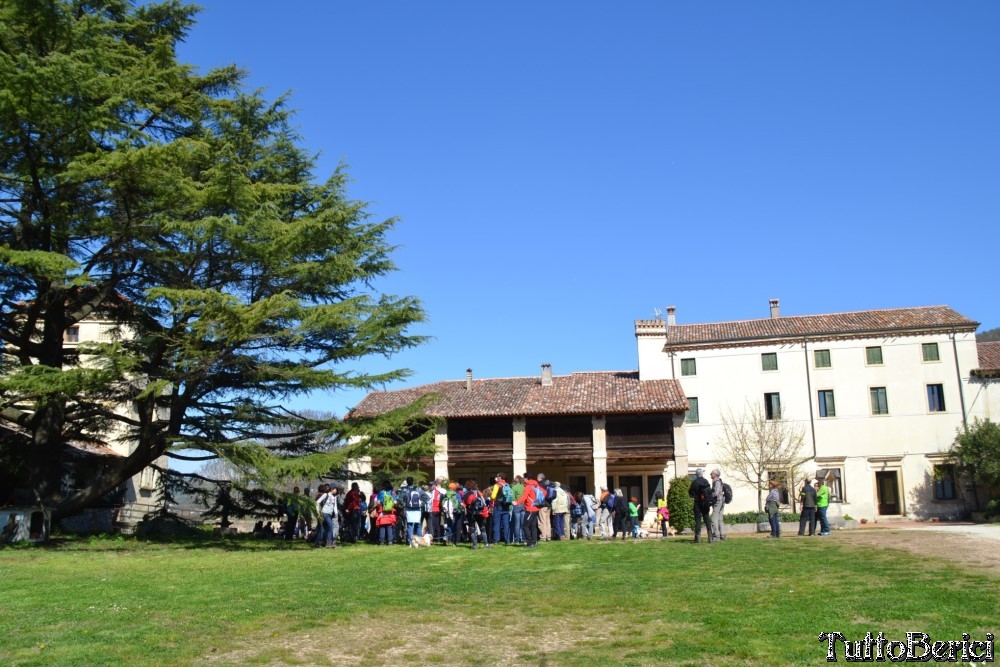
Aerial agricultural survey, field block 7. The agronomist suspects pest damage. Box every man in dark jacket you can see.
[798,478,817,536]
[688,468,714,543]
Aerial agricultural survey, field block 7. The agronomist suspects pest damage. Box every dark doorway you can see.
[875,471,900,515]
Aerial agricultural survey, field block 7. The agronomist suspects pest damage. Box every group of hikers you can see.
[283,472,673,549]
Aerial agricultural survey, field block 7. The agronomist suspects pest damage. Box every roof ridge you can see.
[669,304,959,328]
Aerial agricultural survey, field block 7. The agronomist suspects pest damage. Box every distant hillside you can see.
[978,327,1000,342]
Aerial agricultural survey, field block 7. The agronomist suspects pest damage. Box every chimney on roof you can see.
[769,299,780,319]
[466,368,473,392]
[541,363,553,387]
[666,306,676,327]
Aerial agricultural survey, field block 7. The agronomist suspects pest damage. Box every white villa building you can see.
[351,300,999,525]
[638,300,994,521]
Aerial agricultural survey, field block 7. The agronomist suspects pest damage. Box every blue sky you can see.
[177,2,999,418]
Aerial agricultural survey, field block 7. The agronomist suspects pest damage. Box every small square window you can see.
[818,390,836,418]
[870,387,889,415]
[761,352,778,371]
[680,358,697,376]
[933,464,957,500]
[922,343,940,362]
[866,346,883,365]
[814,349,831,368]
[764,392,781,420]
[685,397,699,424]
[65,326,80,343]
[927,384,946,412]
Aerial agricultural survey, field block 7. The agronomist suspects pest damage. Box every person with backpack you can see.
[551,481,569,540]
[441,482,464,545]
[463,480,490,549]
[598,486,613,539]
[510,475,526,544]
[710,468,728,542]
[516,473,542,548]
[428,478,445,544]
[569,490,585,539]
[401,476,429,545]
[342,482,363,544]
[612,488,629,540]
[315,484,340,548]
[491,473,514,546]
[536,474,553,542]
[375,481,397,546]
[581,489,598,540]
[688,468,714,543]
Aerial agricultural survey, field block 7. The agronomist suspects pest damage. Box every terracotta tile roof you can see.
[348,371,689,419]
[973,341,1000,378]
[662,306,977,348]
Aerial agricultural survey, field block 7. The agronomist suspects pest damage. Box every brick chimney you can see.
[541,363,553,387]
[769,299,780,319]
[466,368,473,392]
[666,306,676,327]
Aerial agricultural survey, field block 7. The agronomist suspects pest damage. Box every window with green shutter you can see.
[814,349,831,368]
[922,343,940,362]
[761,352,778,371]
[685,397,699,424]
[866,346,883,365]
[680,358,696,376]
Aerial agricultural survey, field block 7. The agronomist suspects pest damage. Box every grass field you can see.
[1,532,997,666]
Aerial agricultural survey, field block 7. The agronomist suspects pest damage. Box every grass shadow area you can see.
[1,534,997,666]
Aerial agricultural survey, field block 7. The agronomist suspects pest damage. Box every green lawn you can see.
[0,533,996,666]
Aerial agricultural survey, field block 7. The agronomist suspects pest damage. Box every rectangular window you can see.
[814,349,831,368]
[933,464,957,500]
[680,358,697,376]
[761,352,778,371]
[922,342,940,362]
[866,346,883,365]
[764,392,781,420]
[927,384,946,412]
[870,387,889,415]
[818,390,836,418]
[685,397,699,424]
[65,326,80,343]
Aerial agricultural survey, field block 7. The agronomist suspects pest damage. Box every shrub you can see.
[666,476,693,533]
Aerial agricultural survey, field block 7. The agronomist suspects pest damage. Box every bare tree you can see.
[713,401,809,512]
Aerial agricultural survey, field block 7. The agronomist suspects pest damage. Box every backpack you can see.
[406,487,422,511]
[695,480,713,506]
[469,492,486,515]
[533,485,546,507]
[499,484,514,507]
[722,482,733,505]
[546,485,557,505]
[442,493,461,518]
[605,493,616,511]
[380,491,395,512]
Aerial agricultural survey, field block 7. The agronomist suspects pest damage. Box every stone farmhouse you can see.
[350,301,1000,524]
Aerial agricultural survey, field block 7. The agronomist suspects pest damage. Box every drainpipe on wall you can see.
[802,338,817,459]
[950,332,968,431]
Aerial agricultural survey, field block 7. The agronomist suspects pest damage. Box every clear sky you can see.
[176,2,999,419]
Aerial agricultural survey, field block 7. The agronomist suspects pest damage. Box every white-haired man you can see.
[710,468,727,542]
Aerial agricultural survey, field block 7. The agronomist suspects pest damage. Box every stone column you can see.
[348,456,373,498]
[434,423,449,481]
[671,413,688,478]
[512,417,527,477]
[592,415,607,496]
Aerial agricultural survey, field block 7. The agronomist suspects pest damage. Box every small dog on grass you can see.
[409,533,434,548]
